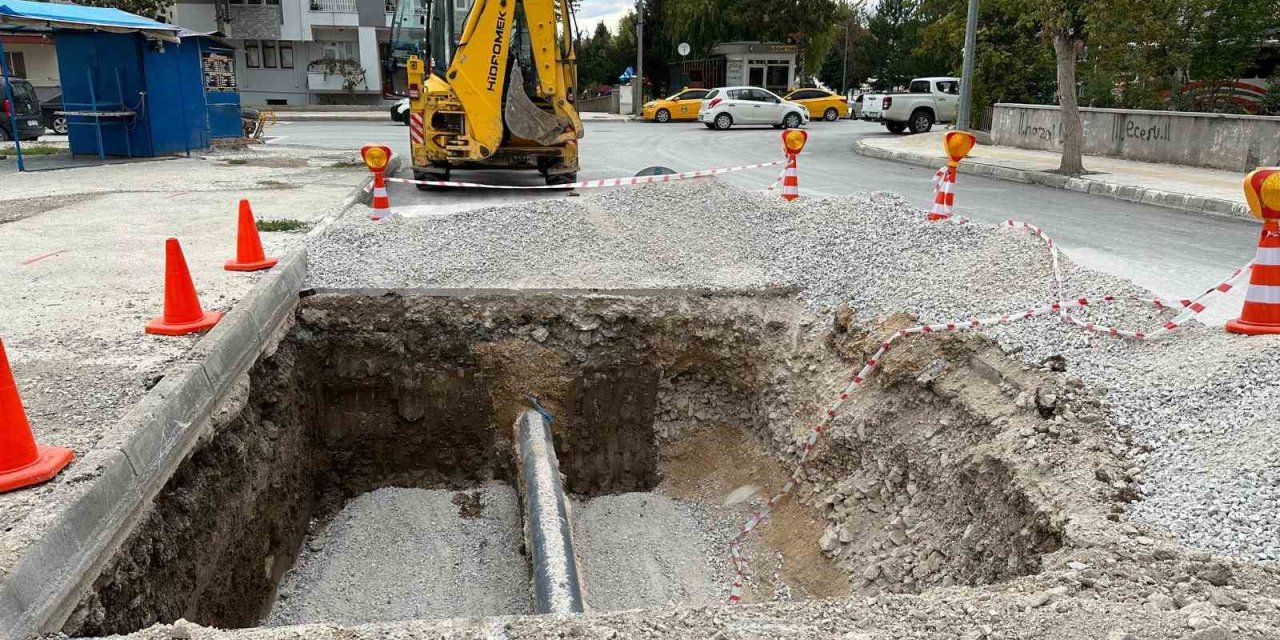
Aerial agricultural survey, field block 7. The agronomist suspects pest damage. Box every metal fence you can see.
[309,0,357,11]
[972,105,994,132]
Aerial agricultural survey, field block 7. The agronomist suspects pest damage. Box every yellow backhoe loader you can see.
[386,0,584,187]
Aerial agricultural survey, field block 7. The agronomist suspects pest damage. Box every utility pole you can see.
[956,0,979,130]
[635,0,644,117]
[841,23,850,96]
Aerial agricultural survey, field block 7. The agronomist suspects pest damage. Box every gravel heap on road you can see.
[572,492,734,611]
[308,180,1280,567]
[265,485,531,626]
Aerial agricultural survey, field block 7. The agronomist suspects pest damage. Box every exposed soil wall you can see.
[62,291,1081,637]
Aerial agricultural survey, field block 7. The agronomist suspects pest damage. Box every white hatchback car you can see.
[698,86,810,130]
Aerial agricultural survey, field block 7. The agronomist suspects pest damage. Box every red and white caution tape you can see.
[386,159,786,190]
[765,166,788,194]
[725,206,1252,603]
[929,165,957,221]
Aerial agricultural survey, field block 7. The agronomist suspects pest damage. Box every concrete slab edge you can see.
[852,139,1252,221]
[0,250,309,640]
[272,114,390,122]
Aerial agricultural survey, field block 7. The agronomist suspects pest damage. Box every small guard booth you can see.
[0,0,242,168]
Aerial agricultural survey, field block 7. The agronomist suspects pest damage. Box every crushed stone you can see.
[307,179,1280,566]
[265,485,531,626]
[571,492,734,611]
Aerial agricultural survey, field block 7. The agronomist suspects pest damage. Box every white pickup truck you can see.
[860,77,961,134]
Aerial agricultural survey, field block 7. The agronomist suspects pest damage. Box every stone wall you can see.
[991,103,1280,172]
[227,5,282,40]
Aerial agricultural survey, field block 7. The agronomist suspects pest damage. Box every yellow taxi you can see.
[783,88,850,121]
[642,88,713,123]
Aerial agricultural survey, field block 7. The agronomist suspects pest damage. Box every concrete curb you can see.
[0,251,309,640]
[853,140,1252,220]
[274,113,390,122]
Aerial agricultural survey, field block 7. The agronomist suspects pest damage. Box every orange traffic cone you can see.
[370,172,394,220]
[1227,219,1280,335]
[0,338,73,493]
[146,238,223,336]
[225,200,278,272]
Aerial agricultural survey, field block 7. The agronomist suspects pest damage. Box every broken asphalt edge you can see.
[852,139,1252,220]
[0,241,312,640]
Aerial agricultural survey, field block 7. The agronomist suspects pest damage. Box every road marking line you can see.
[20,249,65,266]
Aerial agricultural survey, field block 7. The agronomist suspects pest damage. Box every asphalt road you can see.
[271,118,1259,320]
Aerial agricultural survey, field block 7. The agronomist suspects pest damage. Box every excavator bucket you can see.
[504,65,567,146]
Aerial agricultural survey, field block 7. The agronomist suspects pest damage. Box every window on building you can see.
[263,41,278,67]
[319,40,358,61]
[247,0,263,5]
[279,43,295,68]
[2,52,25,79]
[228,0,244,4]
[765,65,789,92]
[245,41,261,68]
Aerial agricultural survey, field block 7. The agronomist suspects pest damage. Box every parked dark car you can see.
[40,94,67,135]
[0,77,46,141]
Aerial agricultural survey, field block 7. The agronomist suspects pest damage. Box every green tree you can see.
[916,0,1056,117]
[1260,75,1280,116]
[1182,0,1279,111]
[818,8,872,92]
[576,21,615,91]
[860,0,921,89]
[1018,0,1089,175]
[663,0,844,77]
[77,0,175,19]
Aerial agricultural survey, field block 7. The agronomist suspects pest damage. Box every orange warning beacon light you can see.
[361,144,392,174]
[944,130,976,167]
[1244,168,1280,220]
[1227,168,1280,335]
[782,128,808,156]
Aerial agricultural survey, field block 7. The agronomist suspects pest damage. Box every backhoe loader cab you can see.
[389,0,584,187]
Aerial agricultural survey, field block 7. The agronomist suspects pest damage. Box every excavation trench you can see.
[63,290,1065,637]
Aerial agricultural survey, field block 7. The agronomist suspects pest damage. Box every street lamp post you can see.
[841,23,850,96]
[956,0,979,130]
[635,0,644,117]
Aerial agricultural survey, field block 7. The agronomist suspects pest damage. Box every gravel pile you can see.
[266,485,531,626]
[308,180,1280,565]
[572,492,734,611]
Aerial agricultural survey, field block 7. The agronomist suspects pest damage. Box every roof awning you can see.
[0,0,182,42]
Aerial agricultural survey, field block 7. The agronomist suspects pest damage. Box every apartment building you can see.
[169,0,397,105]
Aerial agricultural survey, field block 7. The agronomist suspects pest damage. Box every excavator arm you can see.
[445,0,580,158]
[444,0,515,158]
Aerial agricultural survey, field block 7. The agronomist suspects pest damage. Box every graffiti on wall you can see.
[1112,118,1173,143]
[1015,111,1061,143]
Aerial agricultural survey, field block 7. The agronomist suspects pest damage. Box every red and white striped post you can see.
[360,144,395,221]
[780,129,808,202]
[929,131,976,221]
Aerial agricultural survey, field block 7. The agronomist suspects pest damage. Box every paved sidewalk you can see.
[273,111,388,122]
[273,110,630,122]
[855,131,1250,219]
[0,147,368,585]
